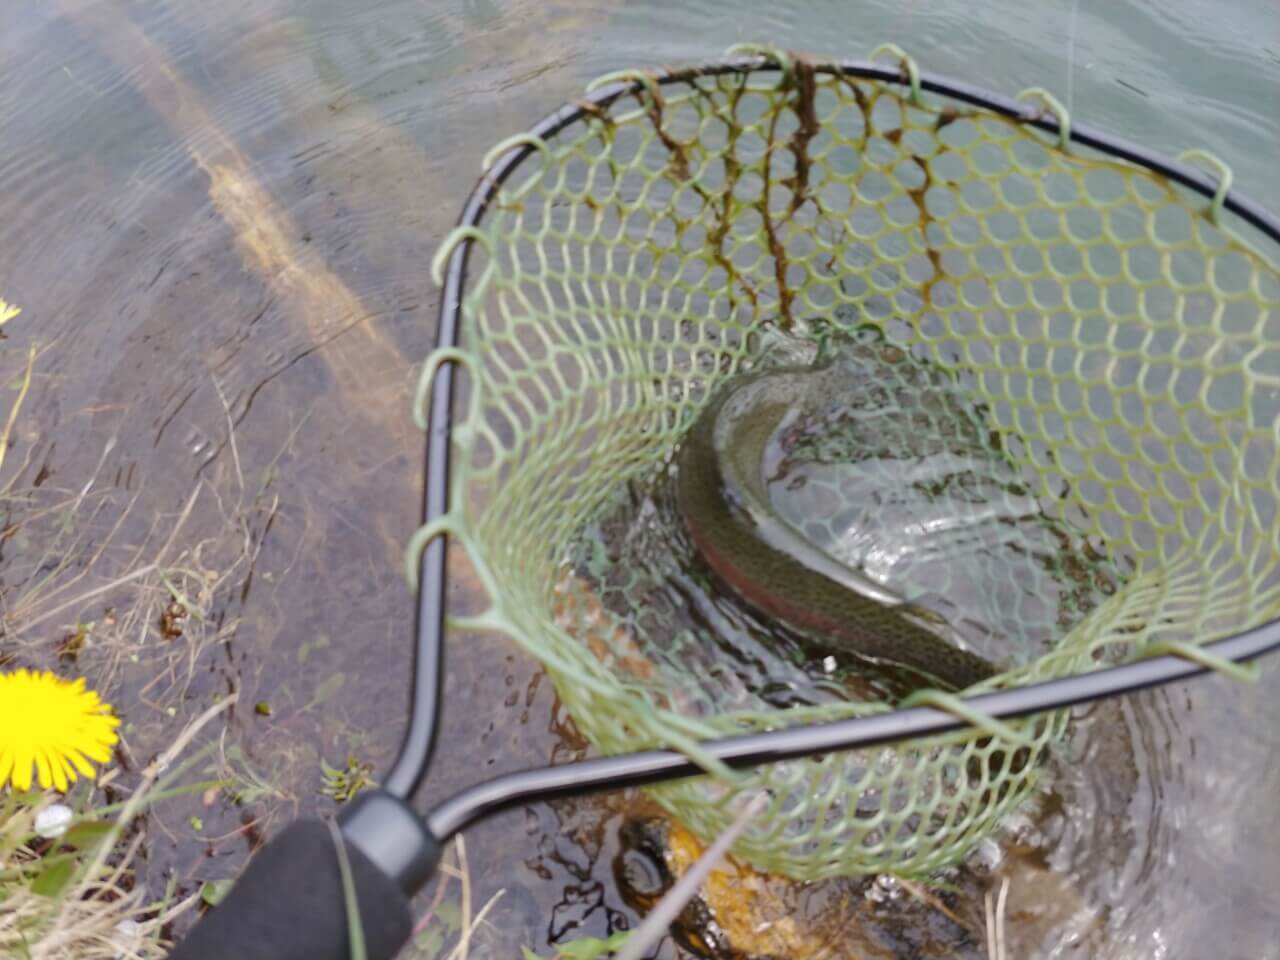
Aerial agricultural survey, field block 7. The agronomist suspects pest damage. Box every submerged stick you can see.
[55,0,412,450]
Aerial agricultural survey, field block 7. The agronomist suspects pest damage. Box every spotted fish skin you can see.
[675,355,999,693]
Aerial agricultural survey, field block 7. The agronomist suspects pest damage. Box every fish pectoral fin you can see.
[898,602,948,626]
[897,602,965,642]
[899,603,988,655]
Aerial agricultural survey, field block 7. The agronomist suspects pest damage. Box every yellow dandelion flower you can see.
[0,669,120,792]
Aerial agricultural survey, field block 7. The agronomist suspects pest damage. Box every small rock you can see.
[866,873,904,903]
[974,837,1003,870]
[35,803,73,839]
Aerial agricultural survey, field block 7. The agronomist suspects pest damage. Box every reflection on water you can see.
[0,0,1276,957]
[1050,670,1280,960]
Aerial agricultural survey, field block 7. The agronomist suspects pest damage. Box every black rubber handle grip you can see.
[168,819,414,960]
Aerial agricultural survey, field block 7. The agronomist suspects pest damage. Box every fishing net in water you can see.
[414,45,1280,879]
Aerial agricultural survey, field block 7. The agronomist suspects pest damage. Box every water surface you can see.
[1,1,1276,957]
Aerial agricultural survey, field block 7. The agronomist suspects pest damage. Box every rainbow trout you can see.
[675,350,999,692]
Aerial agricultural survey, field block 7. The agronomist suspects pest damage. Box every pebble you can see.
[34,803,73,839]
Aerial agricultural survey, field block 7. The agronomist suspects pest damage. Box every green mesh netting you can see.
[415,47,1280,879]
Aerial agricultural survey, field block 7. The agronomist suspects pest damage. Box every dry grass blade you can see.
[15,563,159,638]
[0,343,37,484]
[446,889,505,960]
[899,876,972,934]
[984,875,1010,960]
[403,836,506,960]
[0,697,237,959]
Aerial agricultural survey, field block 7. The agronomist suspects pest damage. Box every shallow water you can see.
[1,0,1277,957]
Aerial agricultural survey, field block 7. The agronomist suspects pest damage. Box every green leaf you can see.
[189,816,204,832]
[201,879,234,907]
[297,634,332,665]
[434,900,462,931]
[519,934,631,960]
[560,932,633,959]
[414,926,445,956]
[31,859,75,898]
[329,824,367,960]
[313,674,345,705]
[61,820,113,852]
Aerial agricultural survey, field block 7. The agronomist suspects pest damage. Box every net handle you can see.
[425,617,1280,840]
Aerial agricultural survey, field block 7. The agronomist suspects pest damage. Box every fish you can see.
[675,344,1000,693]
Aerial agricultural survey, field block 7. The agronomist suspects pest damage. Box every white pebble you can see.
[975,836,1003,870]
[34,803,73,839]
[866,873,904,903]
